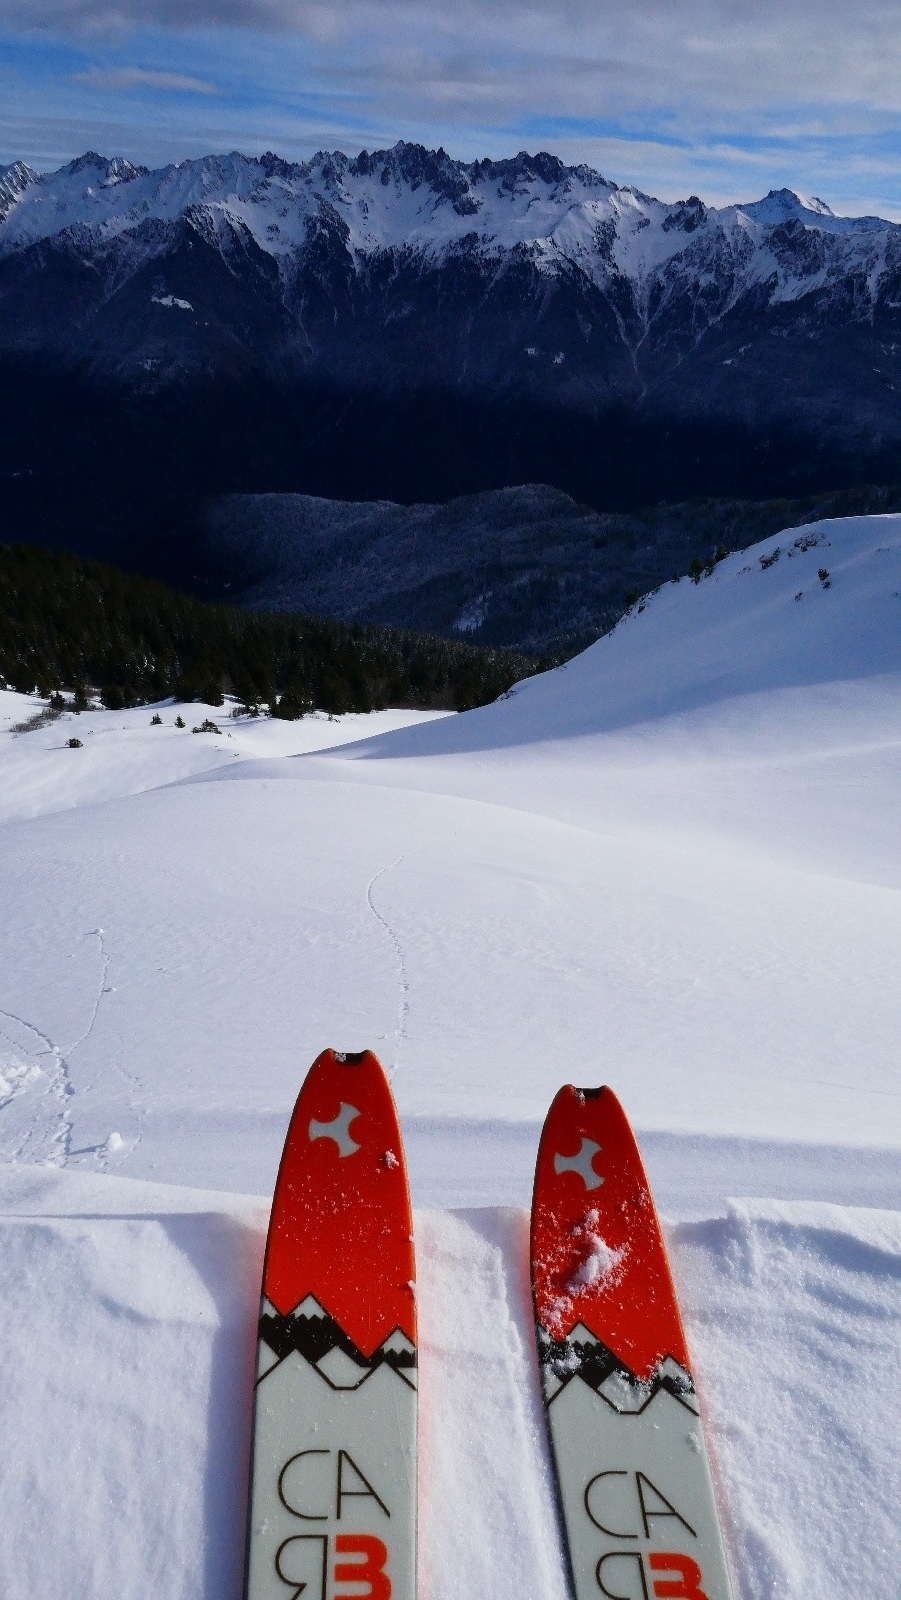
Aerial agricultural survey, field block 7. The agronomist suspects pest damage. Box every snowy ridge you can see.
[5,141,900,482]
[0,160,36,223]
[322,511,901,767]
[1,143,898,307]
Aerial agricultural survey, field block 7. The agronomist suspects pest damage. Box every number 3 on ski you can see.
[531,1086,734,1600]
[243,1049,417,1600]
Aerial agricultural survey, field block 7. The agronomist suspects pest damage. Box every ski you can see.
[243,1049,417,1600]
[531,1086,734,1600]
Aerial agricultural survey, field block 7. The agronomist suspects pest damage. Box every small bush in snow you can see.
[818,568,831,588]
[67,737,83,748]
[192,719,221,734]
[150,713,162,725]
[174,715,185,728]
[703,545,729,578]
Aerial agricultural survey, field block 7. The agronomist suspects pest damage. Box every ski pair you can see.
[242,1050,734,1600]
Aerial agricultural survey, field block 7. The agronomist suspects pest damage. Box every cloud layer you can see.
[73,65,218,91]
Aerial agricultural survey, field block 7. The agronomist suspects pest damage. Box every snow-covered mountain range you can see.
[2,144,896,323]
[0,145,879,274]
[2,143,900,429]
[7,143,901,387]
[4,142,901,561]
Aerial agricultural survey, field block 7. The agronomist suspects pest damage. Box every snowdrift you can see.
[1,1166,898,1600]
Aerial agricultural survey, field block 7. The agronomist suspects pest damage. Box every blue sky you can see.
[2,0,901,217]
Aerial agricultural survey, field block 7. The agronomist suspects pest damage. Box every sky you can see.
[2,0,901,217]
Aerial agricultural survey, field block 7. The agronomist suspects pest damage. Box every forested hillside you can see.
[0,544,538,714]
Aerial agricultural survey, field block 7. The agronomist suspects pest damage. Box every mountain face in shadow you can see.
[196,482,901,656]
[3,144,901,594]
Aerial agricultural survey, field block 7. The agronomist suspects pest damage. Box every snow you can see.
[0,511,900,1594]
[0,696,447,825]
[0,1172,897,1599]
[567,1229,624,1293]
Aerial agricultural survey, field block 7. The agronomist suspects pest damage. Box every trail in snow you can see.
[0,1004,69,1164]
[366,852,414,1080]
[65,928,111,1057]
[63,928,145,1170]
[0,928,116,1168]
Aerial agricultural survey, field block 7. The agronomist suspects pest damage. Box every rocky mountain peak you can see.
[0,160,36,221]
[662,195,708,232]
[740,186,837,225]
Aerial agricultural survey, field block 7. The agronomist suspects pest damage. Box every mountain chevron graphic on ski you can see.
[244,1049,416,1600]
[531,1086,734,1600]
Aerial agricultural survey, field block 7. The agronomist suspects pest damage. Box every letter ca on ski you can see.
[585,1470,710,1600]
[274,1447,392,1599]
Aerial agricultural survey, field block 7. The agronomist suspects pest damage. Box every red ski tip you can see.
[531,1085,689,1382]
[263,1048,415,1358]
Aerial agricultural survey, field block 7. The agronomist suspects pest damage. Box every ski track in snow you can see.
[0,928,119,1170]
[65,928,111,1058]
[0,1002,75,1166]
[366,852,415,1080]
[66,927,148,1172]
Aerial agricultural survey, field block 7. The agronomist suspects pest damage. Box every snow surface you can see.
[0,513,899,1596]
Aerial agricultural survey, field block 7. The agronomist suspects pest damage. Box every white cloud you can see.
[72,66,219,92]
[8,0,901,121]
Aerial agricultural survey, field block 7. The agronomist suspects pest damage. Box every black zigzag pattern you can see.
[260,1301,416,1377]
[537,1326,695,1410]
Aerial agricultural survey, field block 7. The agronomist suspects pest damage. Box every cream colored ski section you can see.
[245,1337,416,1600]
[545,1376,733,1600]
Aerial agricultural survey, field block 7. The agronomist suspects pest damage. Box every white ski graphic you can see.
[554,1138,605,1191]
[307,1103,362,1158]
[544,1369,732,1600]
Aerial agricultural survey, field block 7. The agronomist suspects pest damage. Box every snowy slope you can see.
[0,512,899,1596]
[0,695,448,826]
[334,511,901,744]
